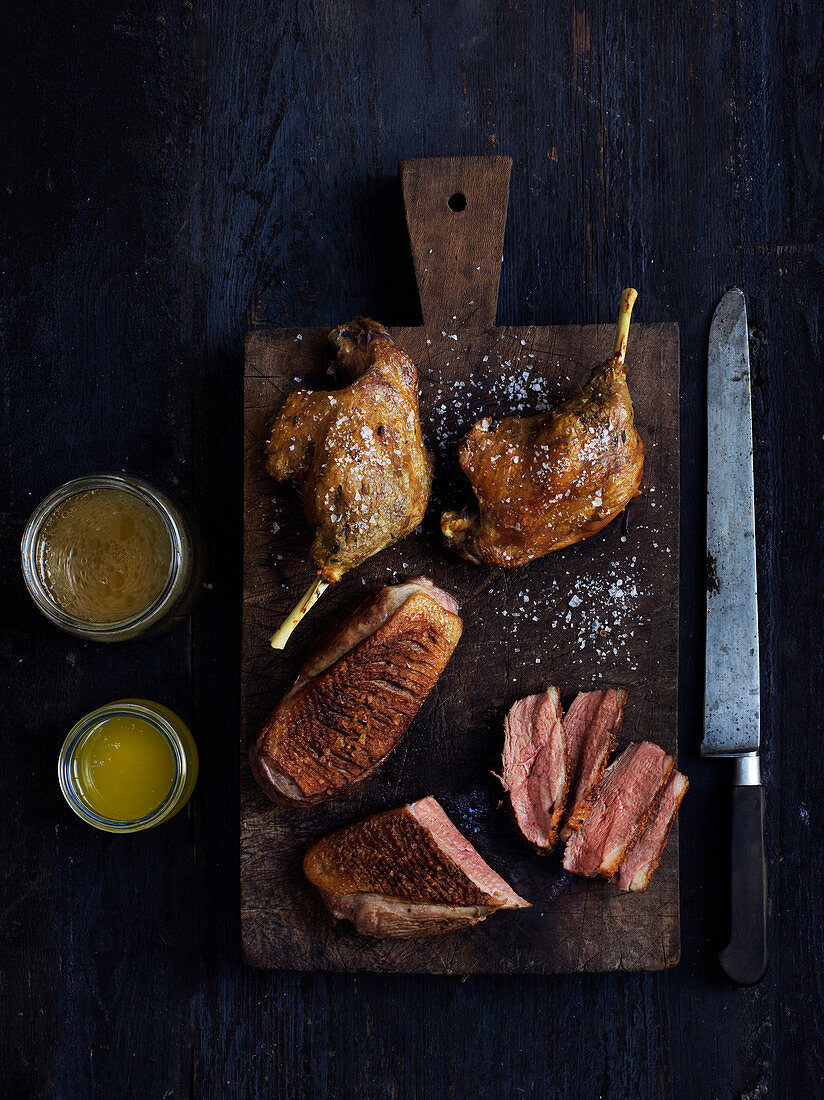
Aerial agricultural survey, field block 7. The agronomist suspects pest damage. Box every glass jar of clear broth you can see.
[21,473,204,641]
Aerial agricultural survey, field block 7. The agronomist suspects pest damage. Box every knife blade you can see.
[703,286,760,756]
[702,287,767,984]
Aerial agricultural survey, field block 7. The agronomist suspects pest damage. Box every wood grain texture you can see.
[2,0,823,1095]
[241,156,680,973]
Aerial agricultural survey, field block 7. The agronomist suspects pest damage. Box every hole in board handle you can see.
[447,192,467,212]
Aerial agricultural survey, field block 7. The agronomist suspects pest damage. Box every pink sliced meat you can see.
[560,687,628,840]
[501,688,569,851]
[614,770,689,892]
[562,741,674,878]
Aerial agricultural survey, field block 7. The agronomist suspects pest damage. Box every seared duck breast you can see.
[303,797,530,938]
[250,578,462,806]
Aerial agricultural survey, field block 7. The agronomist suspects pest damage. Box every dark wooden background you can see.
[1,1,821,1097]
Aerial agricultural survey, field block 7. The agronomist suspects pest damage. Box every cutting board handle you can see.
[400,156,511,332]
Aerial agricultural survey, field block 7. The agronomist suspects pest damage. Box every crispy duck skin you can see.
[614,770,688,892]
[303,797,530,938]
[442,289,643,568]
[250,579,462,807]
[562,741,675,878]
[266,318,433,585]
[559,688,628,841]
[501,688,569,852]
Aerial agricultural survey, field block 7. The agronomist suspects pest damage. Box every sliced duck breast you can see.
[560,687,628,839]
[303,796,530,938]
[251,578,462,806]
[563,741,674,878]
[614,770,689,892]
[501,688,569,852]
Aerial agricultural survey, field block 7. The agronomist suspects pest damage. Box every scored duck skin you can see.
[442,289,643,568]
[614,770,689,892]
[501,688,569,852]
[303,796,530,938]
[562,741,675,878]
[559,688,628,841]
[250,578,462,807]
[267,318,433,585]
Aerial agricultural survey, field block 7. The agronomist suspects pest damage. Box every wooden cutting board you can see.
[241,156,680,973]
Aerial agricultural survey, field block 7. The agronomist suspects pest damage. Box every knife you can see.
[702,287,767,985]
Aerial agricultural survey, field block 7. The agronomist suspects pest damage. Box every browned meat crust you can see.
[266,318,434,583]
[250,583,462,806]
[303,797,529,938]
[307,807,496,906]
[442,354,644,568]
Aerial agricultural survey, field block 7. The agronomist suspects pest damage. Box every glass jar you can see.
[57,699,199,833]
[21,473,205,641]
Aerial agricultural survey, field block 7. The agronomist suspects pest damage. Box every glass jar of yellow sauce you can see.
[58,699,198,833]
[21,473,204,641]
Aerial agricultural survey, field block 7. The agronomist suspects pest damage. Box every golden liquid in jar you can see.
[71,713,176,821]
[36,488,173,623]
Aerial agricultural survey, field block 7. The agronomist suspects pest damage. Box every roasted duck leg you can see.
[267,319,433,647]
[441,289,643,567]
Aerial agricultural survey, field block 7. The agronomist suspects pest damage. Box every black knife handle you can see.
[719,780,768,985]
